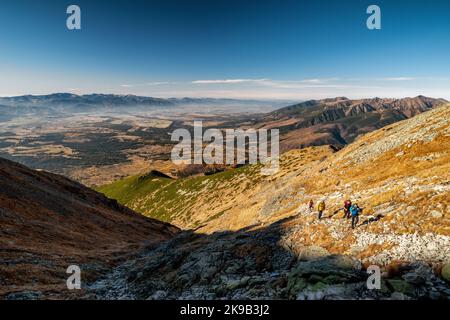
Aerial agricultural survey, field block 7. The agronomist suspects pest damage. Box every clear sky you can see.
[1,0,449,99]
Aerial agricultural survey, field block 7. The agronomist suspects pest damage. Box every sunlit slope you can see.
[98,147,334,229]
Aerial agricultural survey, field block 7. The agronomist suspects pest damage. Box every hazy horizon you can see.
[0,91,448,103]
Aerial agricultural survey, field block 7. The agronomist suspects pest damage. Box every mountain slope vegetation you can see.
[0,158,179,299]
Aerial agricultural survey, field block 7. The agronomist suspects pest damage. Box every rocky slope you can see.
[96,104,450,300]
[90,219,449,300]
[0,158,179,299]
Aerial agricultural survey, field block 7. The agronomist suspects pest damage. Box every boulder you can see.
[401,263,434,285]
[147,290,168,300]
[386,279,415,296]
[441,263,450,282]
[390,292,408,300]
[287,277,307,296]
[430,210,443,219]
[287,254,363,297]
[223,276,250,291]
[292,255,362,278]
[6,291,42,300]
[299,246,330,261]
[296,283,352,300]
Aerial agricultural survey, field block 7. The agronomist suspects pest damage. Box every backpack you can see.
[350,205,359,216]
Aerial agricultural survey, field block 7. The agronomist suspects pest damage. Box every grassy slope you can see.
[98,164,266,226]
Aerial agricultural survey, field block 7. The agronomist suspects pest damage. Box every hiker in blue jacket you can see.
[350,204,361,229]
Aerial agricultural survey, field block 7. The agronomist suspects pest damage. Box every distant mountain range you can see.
[0,93,172,108]
[0,93,278,113]
[236,95,448,150]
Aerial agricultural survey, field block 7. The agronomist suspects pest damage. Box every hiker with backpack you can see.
[317,200,326,220]
[343,199,352,219]
[350,203,362,229]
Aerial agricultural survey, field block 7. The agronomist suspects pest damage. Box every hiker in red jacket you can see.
[308,200,314,213]
[343,200,352,219]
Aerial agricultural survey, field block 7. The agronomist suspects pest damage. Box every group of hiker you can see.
[308,199,363,229]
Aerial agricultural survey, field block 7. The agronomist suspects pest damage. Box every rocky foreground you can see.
[89,215,450,300]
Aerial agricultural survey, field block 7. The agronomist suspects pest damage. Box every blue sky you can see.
[1,0,449,99]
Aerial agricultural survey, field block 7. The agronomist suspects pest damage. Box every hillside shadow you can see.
[3,211,445,300]
[103,214,448,301]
